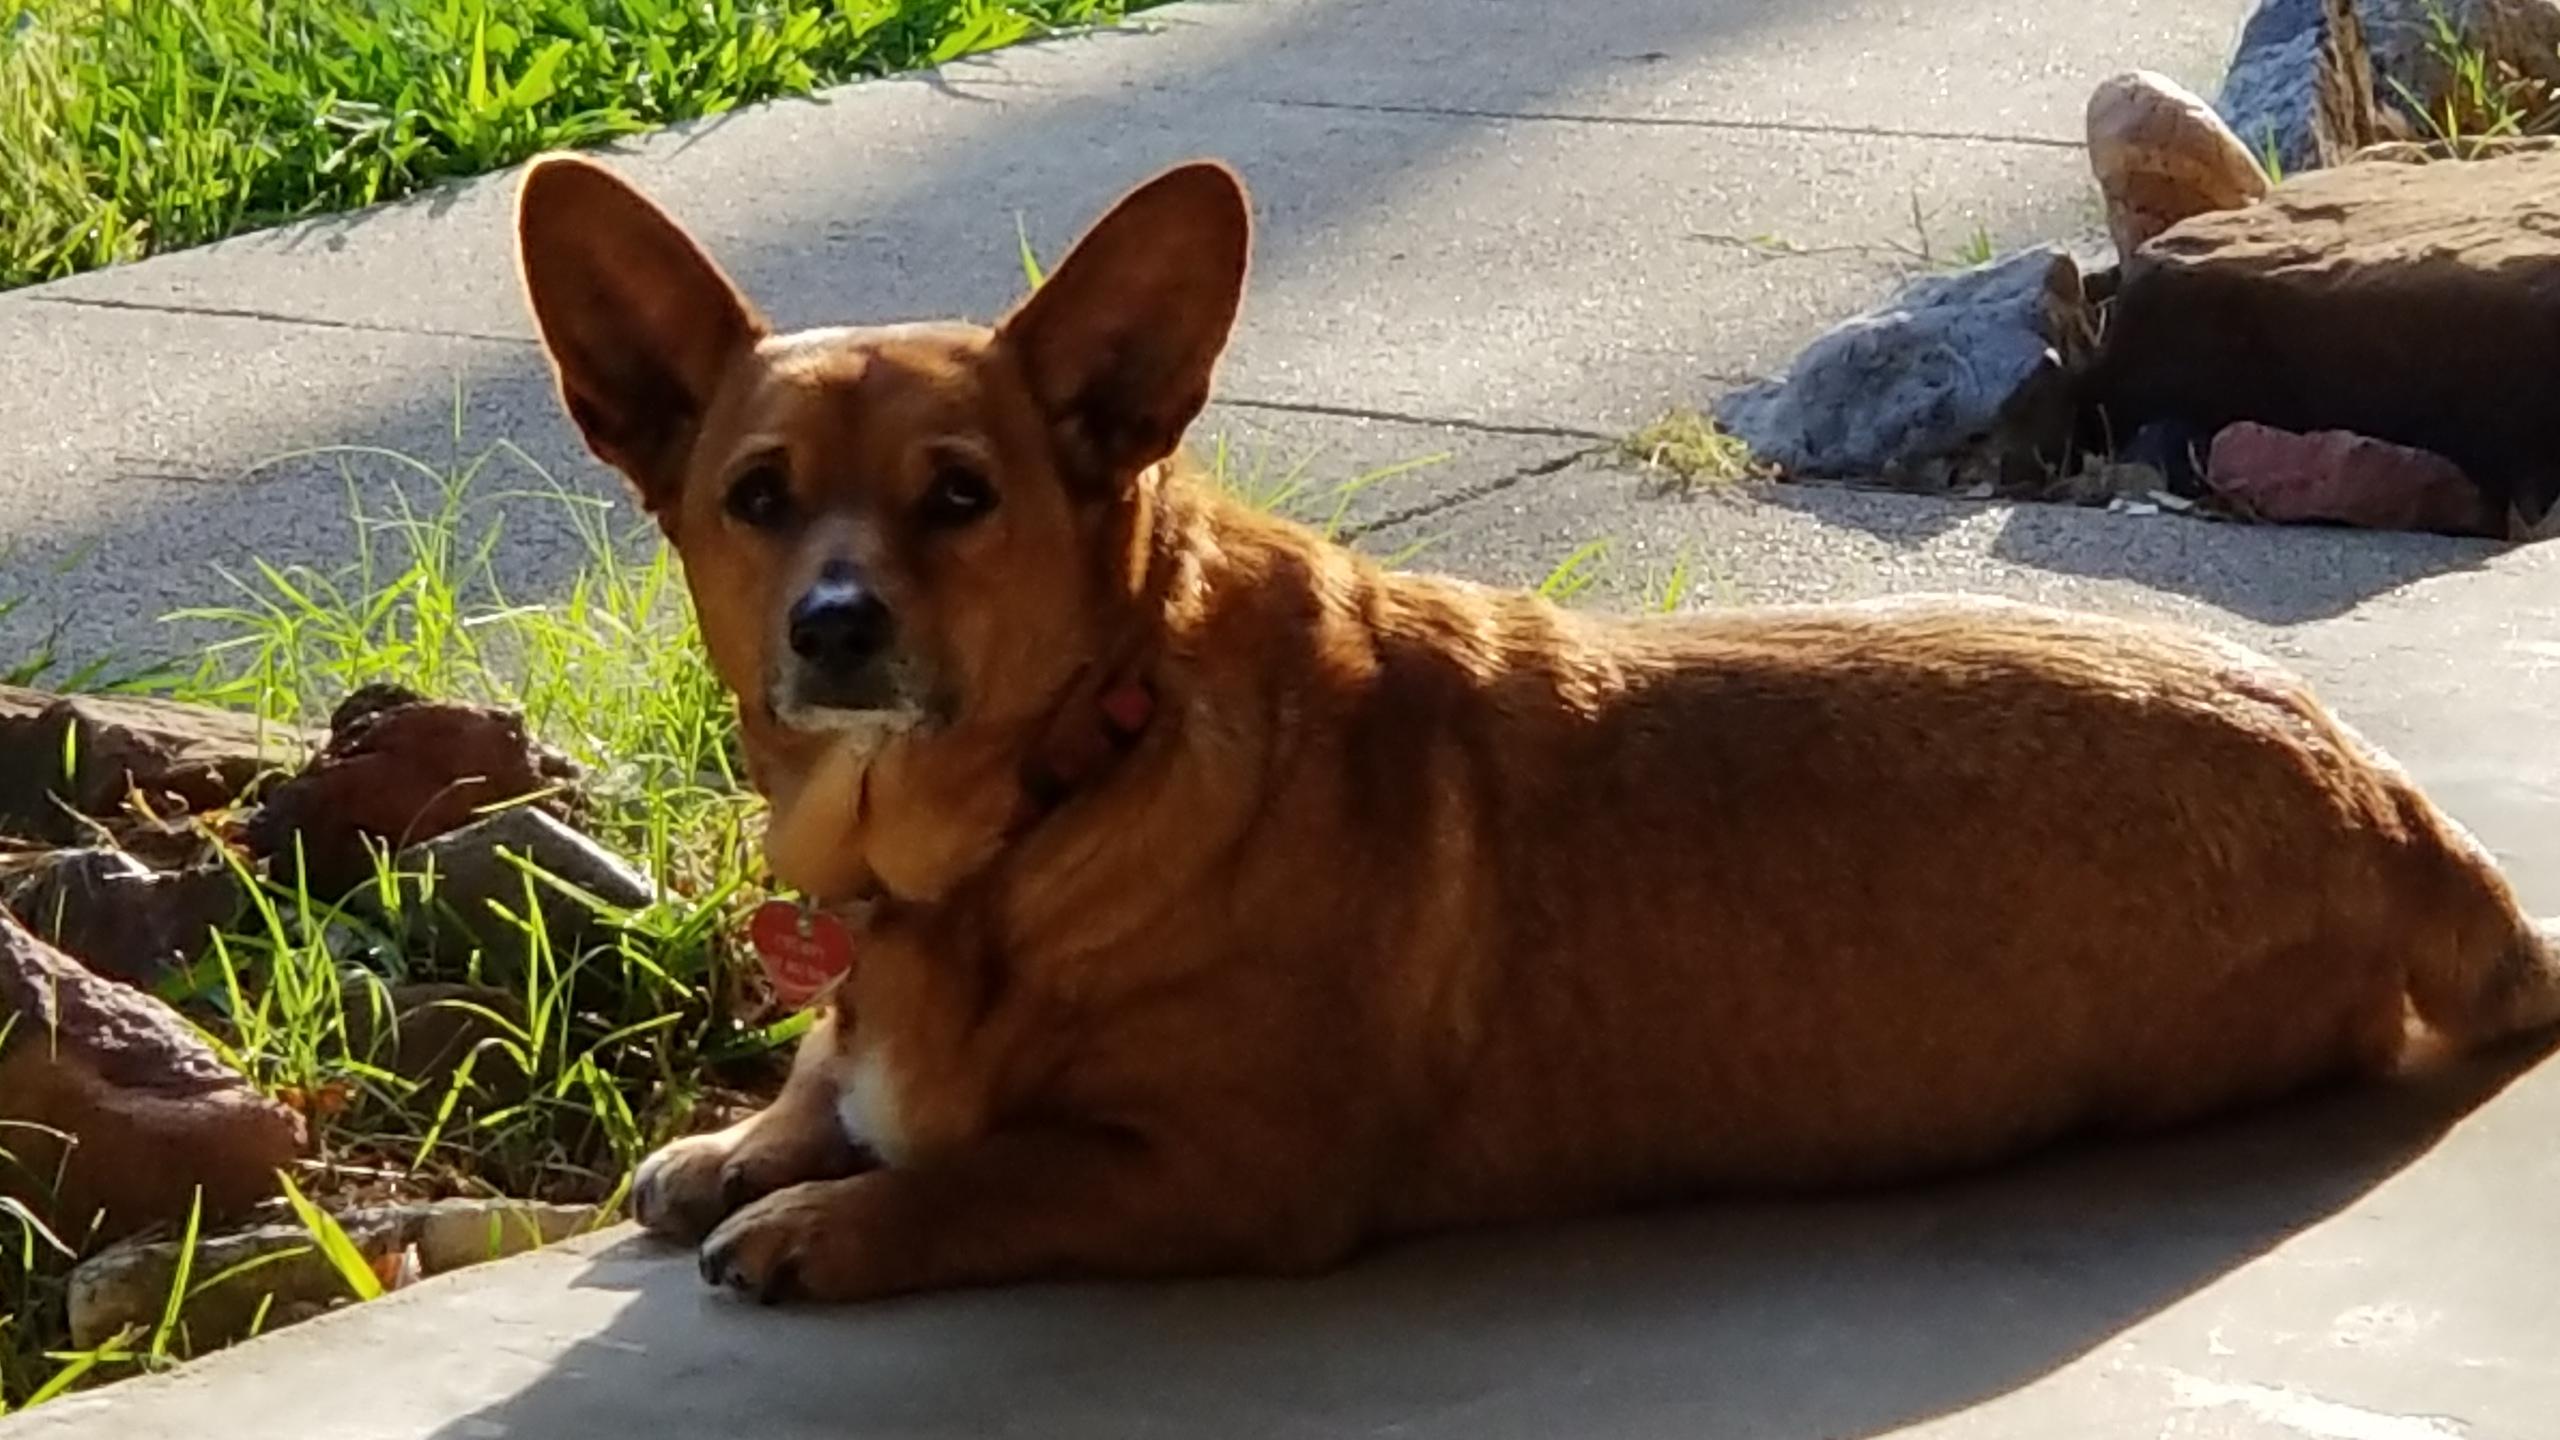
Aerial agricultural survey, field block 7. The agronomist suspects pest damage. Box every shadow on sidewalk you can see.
[0,0,2121,667]
[428,1040,2552,1440]
[1758,481,2499,625]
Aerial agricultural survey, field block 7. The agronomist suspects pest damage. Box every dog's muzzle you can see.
[770,568,928,746]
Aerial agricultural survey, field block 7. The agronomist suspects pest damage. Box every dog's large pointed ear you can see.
[516,154,766,517]
[997,162,1250,494]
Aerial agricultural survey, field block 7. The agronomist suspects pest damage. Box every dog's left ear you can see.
[997,162,1250,493]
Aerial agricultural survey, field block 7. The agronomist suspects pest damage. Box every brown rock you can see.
[0,688,312,843]
[2206,422,2492,534]
[2088,70,2272,260]
[2366,0,2560,129]
[4,848,243,986]
[0,912,304,1243]
[2354,134,2560,165]
[2311,0,2388,167]
[2089,144,2560,522]
[243,686,579,897]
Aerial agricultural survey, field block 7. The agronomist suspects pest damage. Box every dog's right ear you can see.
[516,154,766,518]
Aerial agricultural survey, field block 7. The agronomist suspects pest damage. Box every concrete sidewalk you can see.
[20,0,2560,1435]
[13,1018,2557,1440]
[0,0,2249,660]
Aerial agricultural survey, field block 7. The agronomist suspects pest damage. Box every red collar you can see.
[1096,678,1155,740]
[1018,672,1156,821]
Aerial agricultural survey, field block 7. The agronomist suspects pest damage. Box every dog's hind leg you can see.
[2410,915,2560,1049]
[2397,830,2560,1053]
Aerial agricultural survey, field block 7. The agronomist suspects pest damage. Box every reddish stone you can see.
[0,912,304,1243]
[2204,422,2494,536]
[243,685,578,896]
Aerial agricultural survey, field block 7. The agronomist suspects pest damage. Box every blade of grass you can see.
[276,1171,384,1303]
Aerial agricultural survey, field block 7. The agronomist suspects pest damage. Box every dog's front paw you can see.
[633,1104,874,1245]
[631,1133,747,1244]
[698,1178,892,1304]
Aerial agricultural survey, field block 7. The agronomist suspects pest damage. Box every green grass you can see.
[0,440,776,1407]
[0,0,1163,288]
[1894,191,1997,272]
[164,456,785,1202]
[1618,408,1767,496]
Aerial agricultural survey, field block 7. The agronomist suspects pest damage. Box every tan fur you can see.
[517,156,2560,1303]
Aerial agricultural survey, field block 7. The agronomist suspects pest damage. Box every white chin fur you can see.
[774,703,924,757]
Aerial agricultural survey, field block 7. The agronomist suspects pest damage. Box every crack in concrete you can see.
[18,292,533,348]
[952,63,2083,149]
[1342,442,1607,541]
[16,297,1645,447]
[1213,395,1613,442]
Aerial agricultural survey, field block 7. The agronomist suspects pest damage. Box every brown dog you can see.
[516,155,2560,1304]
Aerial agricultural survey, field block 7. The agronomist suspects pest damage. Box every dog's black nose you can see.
[787,582,895,671]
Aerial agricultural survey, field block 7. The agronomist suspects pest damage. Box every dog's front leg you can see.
[697,1127,1340,1303]
[631,1013,869,1244]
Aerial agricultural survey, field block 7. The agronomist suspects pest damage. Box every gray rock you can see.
[67,1219,390,1351]
[2216,0,2387,177]
[4,847,242,986]
[68,1197,600,1348]
[411,1197,596,1274]
[1714,246,2092,482]
[2217,0,2560,176]
[391,807,654,976]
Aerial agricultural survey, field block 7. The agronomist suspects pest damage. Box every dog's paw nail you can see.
[699,1235,736,1290]
[719,1162,757,1214]
[699,1213,806,1303]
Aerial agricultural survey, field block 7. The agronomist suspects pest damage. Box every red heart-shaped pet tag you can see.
[749,900,858,1010]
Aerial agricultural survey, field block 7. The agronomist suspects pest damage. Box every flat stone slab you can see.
[12,1043,2551,1439]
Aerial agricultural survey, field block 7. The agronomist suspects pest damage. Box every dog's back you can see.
[1126,511,2558,1231]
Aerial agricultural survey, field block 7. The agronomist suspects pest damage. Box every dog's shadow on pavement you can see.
[431,1041,2554,1440]
[1759,483,2502,626]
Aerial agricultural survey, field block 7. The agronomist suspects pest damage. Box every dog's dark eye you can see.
[918,461,998,531]
[725,463,795,531]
